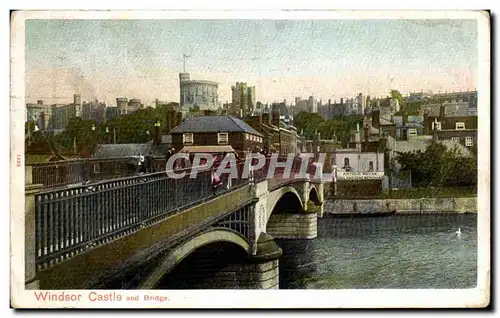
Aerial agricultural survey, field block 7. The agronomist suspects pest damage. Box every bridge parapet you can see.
[25,166,43,290]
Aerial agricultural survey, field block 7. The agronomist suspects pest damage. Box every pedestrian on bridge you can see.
[165,147,174,171]
[145,152,154,173]
[137,152,145,173]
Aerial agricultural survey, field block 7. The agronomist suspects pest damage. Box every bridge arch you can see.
[139,229,250,289]
[267,186,304,222]
[308,186,321,206]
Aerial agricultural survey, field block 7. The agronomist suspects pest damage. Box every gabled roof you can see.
[170,115,263,137]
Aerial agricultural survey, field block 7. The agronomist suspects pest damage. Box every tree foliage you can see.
[42,103,181,155]
[293,111,363,147]
[395,141,477,187]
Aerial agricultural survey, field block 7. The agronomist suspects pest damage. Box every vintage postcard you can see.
[10,10,490,308]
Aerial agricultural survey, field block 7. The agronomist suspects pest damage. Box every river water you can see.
[277,214,477,289]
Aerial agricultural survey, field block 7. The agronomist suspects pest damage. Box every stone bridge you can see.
[25,160,324,290]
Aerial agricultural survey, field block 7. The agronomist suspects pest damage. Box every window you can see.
[451,137,460,142]
[183,133,193,144]
[465,136,474,147]
[94,163,100,174]
[455,122,465,130]
[344,157,350,167]
[408,128,417,136]
[432,121,441,130]
[218,133,228,144]
[245,133,249,140]
[368,161,374,172]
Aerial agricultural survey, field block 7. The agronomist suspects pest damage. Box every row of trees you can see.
[395,142,477,187]
[293,111,364,147]
[26,102,181,156]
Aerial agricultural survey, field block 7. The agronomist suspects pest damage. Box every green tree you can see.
[189,105,200,113]
[390,89,406,113]
[294,111,324,139]
[53,117,97,151]
[395,141,477,188]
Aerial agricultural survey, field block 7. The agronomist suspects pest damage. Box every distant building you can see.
[331,148,386,198]
[246,111,298,154]
[49,94,83,129]
[356,93,366,115]
[432,90,478,109]
[332,148,384,173]
[26,100,48,129]
[291,95,319,116]
[407,91,433,102]
[116,97,129,115]
[179,73,219,111]
[371,109,397,139]
[82,99,106,124]
[231,82,256,117]
[105,106,118,121]
[423,105,478,148]
[423,100,476,118]
[393,115,425,140]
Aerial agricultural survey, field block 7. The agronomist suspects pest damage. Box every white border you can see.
[9,9,490,309]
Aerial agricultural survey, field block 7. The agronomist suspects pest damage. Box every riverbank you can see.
[324,197,477,215]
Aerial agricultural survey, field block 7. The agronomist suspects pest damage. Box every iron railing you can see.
[34,156,321,270]
[29,157,137,188]
[29,156,172,189]
[34,163,252,269]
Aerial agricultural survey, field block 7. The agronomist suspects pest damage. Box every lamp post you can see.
[154,120,161,145]
[91,124,97,154]
[105,127,117,144]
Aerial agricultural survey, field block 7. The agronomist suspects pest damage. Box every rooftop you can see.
[170,115,263,137]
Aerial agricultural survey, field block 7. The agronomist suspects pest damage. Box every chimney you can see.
[37,100,43,105]
[364,121,369,142]
[272,110,280,127]
[262,113,270,125]
[258,114,263,127]
[402,128,408,140]
[340,98,344,105]
[73,94,82,106]
[165,109,172,132]
[175,112,183,126]
[423,112,429,134]
[439,105,445,122]
[372,110,380,128]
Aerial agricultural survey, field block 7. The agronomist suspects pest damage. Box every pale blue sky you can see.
[25,19,478,105]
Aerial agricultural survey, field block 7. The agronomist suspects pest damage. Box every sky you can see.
[25,19,478,106]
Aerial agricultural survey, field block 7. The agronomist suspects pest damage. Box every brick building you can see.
[169,115,263,154]
[246,111,299,154]
[424,105,478,148]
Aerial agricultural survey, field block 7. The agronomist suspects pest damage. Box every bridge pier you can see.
[199,233,281,289]
[266,210,318,239]
[25,166,43,290]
